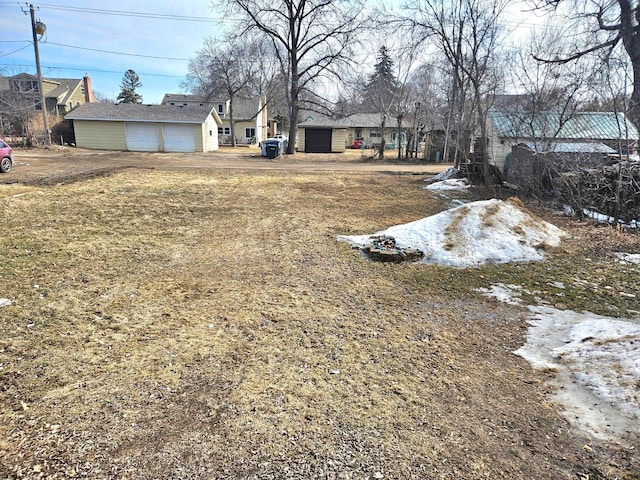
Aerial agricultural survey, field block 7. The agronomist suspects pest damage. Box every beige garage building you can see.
[297,115,347,153]
[65,103,222,152]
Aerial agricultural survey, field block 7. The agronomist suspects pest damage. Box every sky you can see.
[0,1,228,103]
[0,1,557,105]
[337,191,639,443]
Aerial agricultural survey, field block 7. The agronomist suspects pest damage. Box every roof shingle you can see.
[65,102,216,124]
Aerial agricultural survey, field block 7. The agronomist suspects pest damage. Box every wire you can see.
[43,42,190,61]
[27,3,232,23]
[0,63,186,78]
[0,44,32,57]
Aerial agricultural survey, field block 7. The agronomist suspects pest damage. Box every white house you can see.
[162,94,268,145]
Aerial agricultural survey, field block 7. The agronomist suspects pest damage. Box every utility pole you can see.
[28,3,51,145]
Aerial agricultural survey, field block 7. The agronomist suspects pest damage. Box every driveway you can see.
[1,146,451,185]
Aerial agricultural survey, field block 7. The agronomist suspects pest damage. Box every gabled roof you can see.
[44,78,84,105]
[223,97,263,121]
[65,102,221,125]
[3,73,94,105]
[163,94,264,121]
[518,141,616,154]
[161,93,211,105]
[297,112,404,129]
[489,110,639,141]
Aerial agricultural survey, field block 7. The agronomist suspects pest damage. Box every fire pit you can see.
[363,235,424,263]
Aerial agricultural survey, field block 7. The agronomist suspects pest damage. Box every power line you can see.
[13,2,233,23]
[0,63,186,78]
[43,42,191,61]
[0,44,32,57]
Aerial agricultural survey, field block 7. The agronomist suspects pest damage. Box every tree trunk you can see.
[288,100,298,154]
[229,97,236,148]
[475,85,491,186]
[287,68,298,154]
[628,52,640,129]
[397,114,403,160]
[379,114,386,160]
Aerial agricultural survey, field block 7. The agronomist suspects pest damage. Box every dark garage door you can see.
[305,128,332,153]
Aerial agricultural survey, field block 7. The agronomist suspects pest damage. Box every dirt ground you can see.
[0,147,639,479]
[1,146,446,185]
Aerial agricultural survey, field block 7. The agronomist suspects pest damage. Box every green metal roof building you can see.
[486,110,639,170]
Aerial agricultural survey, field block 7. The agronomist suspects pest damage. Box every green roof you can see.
[489,110,639,141]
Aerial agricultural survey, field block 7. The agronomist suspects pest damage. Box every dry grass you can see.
[0,169,638,479]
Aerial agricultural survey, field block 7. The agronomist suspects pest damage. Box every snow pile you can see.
[0,298,11,307]
[425,178,470,191]
[516,306,640,441]
[338,198,565,268]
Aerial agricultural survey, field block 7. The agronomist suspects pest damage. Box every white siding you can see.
[125,123,159,151]
[201,115,219,151]
[162,123,196,152]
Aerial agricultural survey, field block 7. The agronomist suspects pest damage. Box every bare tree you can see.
[400,0,508,183]
[531,0,640,129]
[404,64,446,159]
[213,0,367,154]
[185,34,277,147]
[507,27,593,150]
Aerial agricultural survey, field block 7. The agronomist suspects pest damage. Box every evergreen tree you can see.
[363,46,398,111]
[117,69,143,104]
[363,46,399,159]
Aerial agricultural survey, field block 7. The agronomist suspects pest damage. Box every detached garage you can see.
[297,115,346,153]
[65,103,222,152]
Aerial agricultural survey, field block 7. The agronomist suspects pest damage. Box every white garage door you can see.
[163,123,196,152]
[125,123,159,151]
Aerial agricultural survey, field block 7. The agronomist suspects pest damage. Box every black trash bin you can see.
[266,143,278,159]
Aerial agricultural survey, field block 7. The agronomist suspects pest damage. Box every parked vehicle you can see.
[0,139,14,173]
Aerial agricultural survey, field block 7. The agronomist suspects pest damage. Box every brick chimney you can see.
[83,74,94,102]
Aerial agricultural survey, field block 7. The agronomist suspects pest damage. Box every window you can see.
[13,79,38,93]
[370,129,382,138]
[218,127,230,135]
[246,128,256,139]
[34,99,42,110]
[170,102,176,106]
[217,104,224,114]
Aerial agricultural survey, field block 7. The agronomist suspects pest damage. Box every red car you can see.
[0,138,13,173]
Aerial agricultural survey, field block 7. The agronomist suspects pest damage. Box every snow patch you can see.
[615,252,640,265]
[515,306,640,441]
[424,178,470,191]
[425,167,458,183]
[475,283,524,305]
